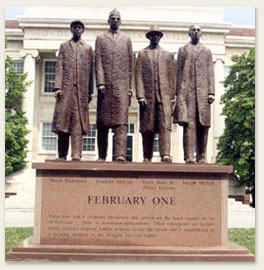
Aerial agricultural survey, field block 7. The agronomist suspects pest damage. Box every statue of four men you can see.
[52,9,215,164]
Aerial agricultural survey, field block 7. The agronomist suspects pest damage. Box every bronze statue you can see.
[52,20,93,161]
[173,25,215,163]
[95,9,133,162]
[136,26,175,163]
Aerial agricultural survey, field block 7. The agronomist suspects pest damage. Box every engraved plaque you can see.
[33,163,229,247]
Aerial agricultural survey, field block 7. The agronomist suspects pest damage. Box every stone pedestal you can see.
[6,161,254,262]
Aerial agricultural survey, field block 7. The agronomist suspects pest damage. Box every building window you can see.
[153,134,159,153]
[44,60,56,93]
[128,123,135,134]
[42,123,57,151]
[11,60,24,75]
[83,124,96,152]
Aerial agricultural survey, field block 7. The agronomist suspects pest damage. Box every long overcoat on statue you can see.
[52,39,93,134]
[173,43,215,127]
[136,46,175,133]
[95,30,133,127]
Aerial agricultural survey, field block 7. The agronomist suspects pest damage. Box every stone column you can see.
[19,49,39,161]
[212,58,226,163]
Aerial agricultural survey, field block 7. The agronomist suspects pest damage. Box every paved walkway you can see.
[5,209,34,228]
[228,199,255,229]
[5,200,255,228]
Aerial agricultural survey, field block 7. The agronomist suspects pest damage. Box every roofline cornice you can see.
[17,17,232,34]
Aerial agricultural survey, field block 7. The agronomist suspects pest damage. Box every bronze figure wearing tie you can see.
[136,26,175,163]
[95,9,133,162]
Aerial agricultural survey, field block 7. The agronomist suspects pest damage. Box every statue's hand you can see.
[54,89,63,101]
[139,98,147,107]
[171,97,176,115]
[128,92,132,107]
[208,94,215,104]
[98,85,106,95]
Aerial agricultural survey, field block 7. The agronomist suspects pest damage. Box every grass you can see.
[228,228,255,254]
[5,227,33,253]
[5,228,255,254]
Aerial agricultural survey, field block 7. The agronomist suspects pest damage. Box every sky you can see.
[5,6,255,26]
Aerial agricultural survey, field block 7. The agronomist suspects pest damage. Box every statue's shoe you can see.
[197,158,205,164]
[185,158,195,164]
[56,157,66,161]
[97,157,106,162]
[143,158,151,163]
[161,156,172,163]
[72,155,81,161]
[115,156,126,162]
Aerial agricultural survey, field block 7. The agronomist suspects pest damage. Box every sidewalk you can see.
[5,209,34,228]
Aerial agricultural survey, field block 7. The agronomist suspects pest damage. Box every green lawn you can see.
[5,227,33,253]
[228,228,255,254]
[5,227,255,254]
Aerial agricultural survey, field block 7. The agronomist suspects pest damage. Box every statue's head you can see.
[70,20,85,38]
[108,8,121,31]
[146,26,163,46]
[189,24,202,44]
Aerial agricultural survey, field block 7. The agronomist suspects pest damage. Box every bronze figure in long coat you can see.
[52,20,93,161]
[173,25,215,163]
[95,9,133,162]
[136,26,175,163]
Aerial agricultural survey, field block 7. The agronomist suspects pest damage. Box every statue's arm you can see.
[88,47,94,102]
[168,54,176,100]
[95,37,105,87]
[207,50,215,96]
[135,52,145,101]
[128,38,133,93]
[176,47,184,97]
[54,44,64,91]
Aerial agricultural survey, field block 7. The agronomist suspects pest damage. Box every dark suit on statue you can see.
[52,39,93,159]
[136,45,175,160]
[95,30,133,160]
[173,42,215,162]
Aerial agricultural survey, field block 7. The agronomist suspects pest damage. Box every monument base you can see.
[6,237,254,262]
[5,162,255,262]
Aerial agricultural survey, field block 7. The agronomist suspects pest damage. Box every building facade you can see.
[5,6,255,207]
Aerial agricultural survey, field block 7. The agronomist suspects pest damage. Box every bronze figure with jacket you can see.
[136,26,175,163]
[95,9,133,162]
[52,20,93,161]
[173,25,215,163]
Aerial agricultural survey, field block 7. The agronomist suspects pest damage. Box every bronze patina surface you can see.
[136,26,175,163]
[52,20,93,161]
[95,9,133,162]
[173,25,215,164]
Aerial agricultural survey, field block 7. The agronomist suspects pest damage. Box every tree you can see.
[217,48,255,188]
[5,56,31,175]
